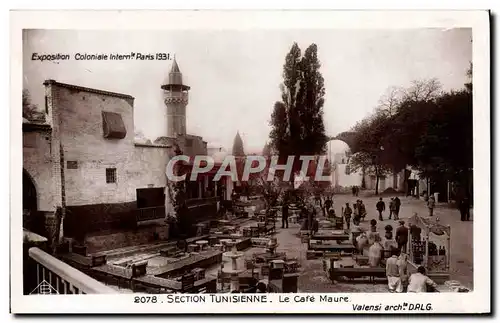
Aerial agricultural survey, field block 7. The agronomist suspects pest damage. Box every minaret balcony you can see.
[164,91,189,105]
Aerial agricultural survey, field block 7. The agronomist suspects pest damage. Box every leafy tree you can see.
[349,73,472,198]
[269,43,328,182]
[465,62,472,93]
[23,89,44,121]
[262,141,272,157]
[415,90,472,183]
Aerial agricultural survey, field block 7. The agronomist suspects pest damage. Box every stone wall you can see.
[84,224,169,254]
[23,128,55,212]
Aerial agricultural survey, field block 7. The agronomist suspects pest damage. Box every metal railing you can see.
[136,206,166,222]
[28,247,115,294]
[186,197,218,207]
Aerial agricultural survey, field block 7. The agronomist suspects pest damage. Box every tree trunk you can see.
[290,171,296,188]
[375,175,380,195]
[392,167,398,190]
[361,167,366,189]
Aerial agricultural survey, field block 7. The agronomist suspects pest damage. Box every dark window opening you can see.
[67,161,78,169]
[136,187,165,208]
[44,96,48,114]
[106,168,117,183]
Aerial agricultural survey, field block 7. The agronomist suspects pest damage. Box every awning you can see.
[102,111,126,139]
[408,214,450,236]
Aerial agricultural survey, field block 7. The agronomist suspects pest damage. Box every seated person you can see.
[356,232,369,254]
[368,233,384,267]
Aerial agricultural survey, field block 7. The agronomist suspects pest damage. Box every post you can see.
[407,226,412,260]
[424,231,429,269]
[446,225,451,272]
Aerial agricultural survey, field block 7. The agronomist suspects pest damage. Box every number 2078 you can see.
[134,296,158,303]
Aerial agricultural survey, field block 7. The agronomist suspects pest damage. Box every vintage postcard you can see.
[10,10,490,314]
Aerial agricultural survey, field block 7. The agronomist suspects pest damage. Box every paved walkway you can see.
[271,193,473,291]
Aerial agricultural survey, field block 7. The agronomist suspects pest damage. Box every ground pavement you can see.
[271,192,474,292]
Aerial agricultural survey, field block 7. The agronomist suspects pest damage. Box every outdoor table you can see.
[230,233,241,239]
[220,239,232,245]
[187,244,199,253]
[270,259,285,269]
[196,240,209,250]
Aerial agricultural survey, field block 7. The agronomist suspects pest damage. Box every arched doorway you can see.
[23,169,37,213]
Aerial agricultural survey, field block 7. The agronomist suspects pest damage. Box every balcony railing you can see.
[28,247,115,294]
[136,206,166,222]
[186,197,218,208]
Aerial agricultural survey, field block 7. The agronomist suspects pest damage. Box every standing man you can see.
[389,198,396,220]
[427,195,436,217]
[343,202,352,230]
[459,196,471,221]
[324,196,333,217]
[359,200,367,221]
[386,248,403,293]
[394,196,401,220]
[407,266,439,293]
[376,197,386,221]
[281,200,289,229]
[395,220,409,253]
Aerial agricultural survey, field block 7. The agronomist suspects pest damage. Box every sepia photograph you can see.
[11,10,490,314]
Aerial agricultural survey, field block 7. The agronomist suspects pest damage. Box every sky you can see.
[23,28,472,153]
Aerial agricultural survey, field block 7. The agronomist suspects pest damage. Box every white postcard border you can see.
[10,10,490,314]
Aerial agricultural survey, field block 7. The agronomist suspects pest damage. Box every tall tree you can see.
[269,43,328,182]
[165,143,192,238]
[232,131,245,156]
[262,141,272,157]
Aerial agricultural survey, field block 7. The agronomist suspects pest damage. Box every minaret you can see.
[161,57,190,138]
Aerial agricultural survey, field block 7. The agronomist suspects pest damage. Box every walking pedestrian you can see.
[324,196,333,217]
[427,195,435,217]
[389,198,396,220]
[376,197,386,221]
[281,201,289,229]
[395,220,409,253]
[394,196,401,220]
[343,203,352,230]
[359,200,367,221]
[353,204,360,225]
[459,196,471,221]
